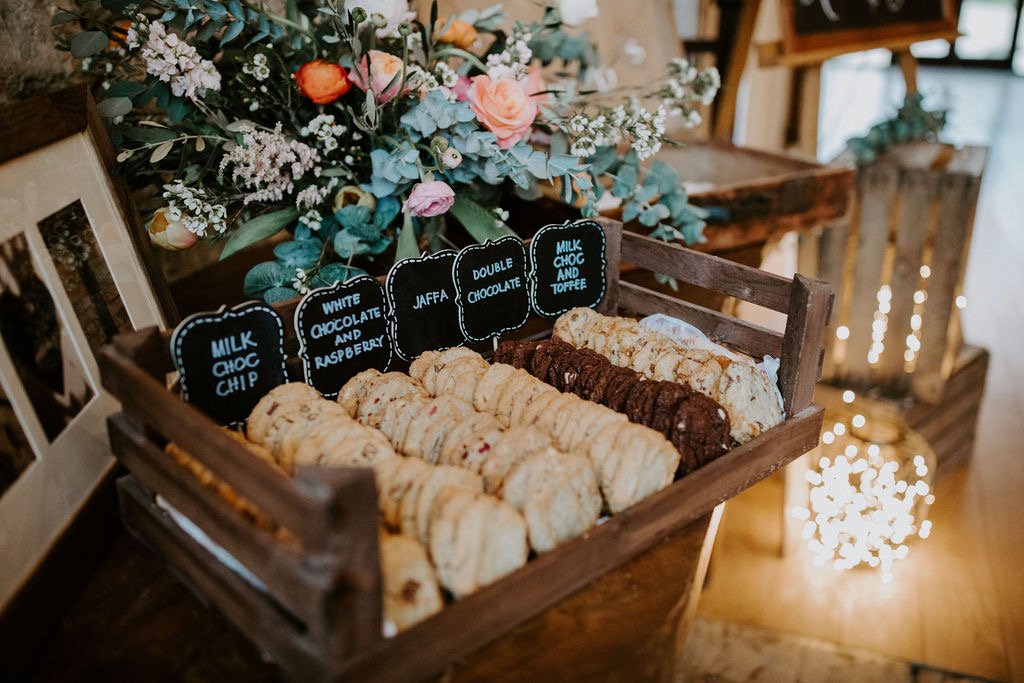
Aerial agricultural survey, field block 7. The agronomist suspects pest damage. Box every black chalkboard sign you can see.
[294,275,391,398]
[529,220,607,318]
[780,0,955,62]
[453,236,530,342]
[386,250,465,361]
[170,301,288,425]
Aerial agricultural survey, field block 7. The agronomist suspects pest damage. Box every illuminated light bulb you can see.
[925,494,935,505]
[904,350,915,362]
[882,571,893,584]
[836,325,850,340]
[842,390,856,404]
[913,455,924,467]
[868,444,880,457]
[872,320,886,332]
[852,414,866,428]
[879,301,891,314]
[914,290,927,304]
[819,456,831,469]
[844,445,858,459]
[896,480,908,493]
[792,506,811,521]
[956,295,967,309]
[822,431,835,444]
[920,265,931,278]
[915,481,930,495]
[805,470,823,485]
[910,314,922,330]
[833,423,846,435]
[915,466,928,477]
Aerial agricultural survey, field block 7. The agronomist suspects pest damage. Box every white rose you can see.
[343,0,415,38]
[557,0,599,27]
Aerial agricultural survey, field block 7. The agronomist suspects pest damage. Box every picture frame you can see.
[0,85,175,615]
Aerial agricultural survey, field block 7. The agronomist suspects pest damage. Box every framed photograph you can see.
[0,85,174,612]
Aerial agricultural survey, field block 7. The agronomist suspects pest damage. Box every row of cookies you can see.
[492,338,732,474]
[245,383,528,600]
[408,348,681,513]
[552,307,784,443]
[337,369,602,554]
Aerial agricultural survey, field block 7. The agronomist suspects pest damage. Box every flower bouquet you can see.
[53,0,720,302]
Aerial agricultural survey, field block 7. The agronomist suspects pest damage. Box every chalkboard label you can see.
[294,275,391,398]
[793,0,946,36]
[170,301,288,425]
[386,250,465,361]
[453,236,530,342]
[529,220,607,317]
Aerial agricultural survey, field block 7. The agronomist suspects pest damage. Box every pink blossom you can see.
[451,75,472,102]
[349,50,406,104]
[403,181,455,217]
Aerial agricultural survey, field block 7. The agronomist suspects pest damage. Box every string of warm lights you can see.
[793,399,936,583]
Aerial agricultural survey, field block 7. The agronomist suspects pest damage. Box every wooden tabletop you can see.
[28,510,719,683]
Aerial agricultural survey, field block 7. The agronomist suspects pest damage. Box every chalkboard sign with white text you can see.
[529,220,607,318]
[294,276,391,398]
[386,250,465,361]
[170,301,288,424]
[453,236,530,342]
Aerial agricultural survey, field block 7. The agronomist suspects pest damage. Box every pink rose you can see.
[403,181,455,217]
[349,50,406,104]
[524,64,547,104]
[467,75,539,150]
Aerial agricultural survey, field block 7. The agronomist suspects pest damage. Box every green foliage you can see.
[220,208,298,260]
[847,92,947,165]
[450,196,516,243]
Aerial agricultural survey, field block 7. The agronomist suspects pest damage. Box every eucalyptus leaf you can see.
[449,196,515,243]
[263,286,300,303]
[221,207,299,260]
[243,261,288,296]
[96,97,133,118]
[221,18,244,44]
[70,31,109,58]
[51,11,77,26]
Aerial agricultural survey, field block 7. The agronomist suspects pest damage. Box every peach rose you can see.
[296,60,352,104]
[349,50,406,104]
[524,64,547,104]
[467,75,539,150]
[148,208,199,251]
[436,17,478,50]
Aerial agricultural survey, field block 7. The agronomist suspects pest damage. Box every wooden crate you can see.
[97,219,832,682]
[815,344,989,474]
[819,142,987,403]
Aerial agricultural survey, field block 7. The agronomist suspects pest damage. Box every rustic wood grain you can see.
[620,231,795,313]
[780,275,834,415]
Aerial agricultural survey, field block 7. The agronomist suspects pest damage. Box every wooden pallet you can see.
[97,219,833,682]
[819,142,987,403]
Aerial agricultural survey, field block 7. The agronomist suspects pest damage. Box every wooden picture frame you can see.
[761,0,959,67]
[0,85,174,615]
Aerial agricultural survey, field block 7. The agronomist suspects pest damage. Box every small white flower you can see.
[440,147,463,169]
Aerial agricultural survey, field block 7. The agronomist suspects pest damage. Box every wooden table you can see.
[28,510,720,683]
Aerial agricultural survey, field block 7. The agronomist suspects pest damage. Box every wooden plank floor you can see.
[697,63,1024,682]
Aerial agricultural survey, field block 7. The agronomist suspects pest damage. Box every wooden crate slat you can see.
[618,281,785,358]
[780,275,834,414]
[118,478,333,682]
[108,415,333,628]
[911,170,982,402]
[840,163,900,386]
[620,231,794,313]
[335,407,823,683]
[876,168,936,389]
[99,341,334,549]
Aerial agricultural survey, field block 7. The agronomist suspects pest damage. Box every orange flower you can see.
[295,60,352,105]
[148,208,199,251]
[109,19,132,50]
[467,75,539,149]
[436,17,478,50]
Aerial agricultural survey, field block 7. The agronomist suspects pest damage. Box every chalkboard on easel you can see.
[773,0,957,66]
